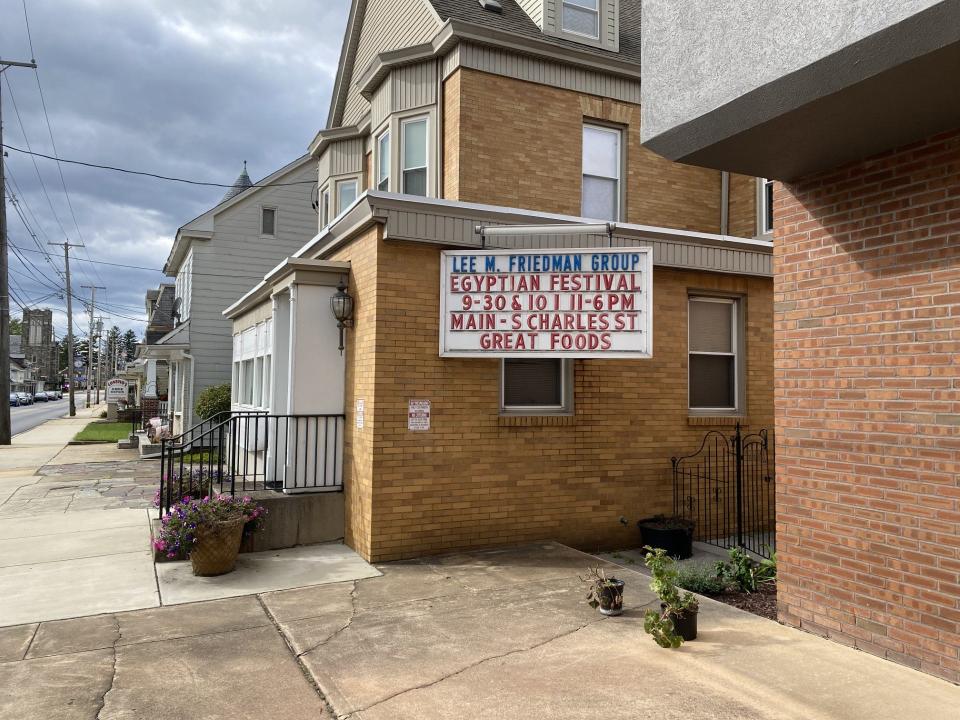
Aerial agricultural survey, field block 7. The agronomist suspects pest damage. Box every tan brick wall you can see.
[329,226,381,559]
[774,129,960,683]
[333,233,773,562]
[443,68,759,235]
[728,172,758,238]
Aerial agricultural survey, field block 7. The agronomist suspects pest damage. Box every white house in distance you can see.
[142,156,318,433]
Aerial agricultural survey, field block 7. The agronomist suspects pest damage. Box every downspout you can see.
[436,56,444,198]
[720,171,730,235]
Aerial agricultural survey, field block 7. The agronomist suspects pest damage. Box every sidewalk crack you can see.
[296,580,358,658]
[340,616,605,719]
[94,614,121,719]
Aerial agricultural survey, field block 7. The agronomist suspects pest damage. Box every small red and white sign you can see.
[408,399,430,432]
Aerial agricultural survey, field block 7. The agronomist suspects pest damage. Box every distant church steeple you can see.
[221,160,253,202]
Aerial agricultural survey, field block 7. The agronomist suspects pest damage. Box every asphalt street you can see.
[10,399,70,436]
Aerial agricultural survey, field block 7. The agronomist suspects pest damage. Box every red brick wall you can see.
[774,129,960,683]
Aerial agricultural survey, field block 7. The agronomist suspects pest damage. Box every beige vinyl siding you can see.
[342,0,440,126]
[330,138,366,176]
[516,0,544,27]
[371,75,392,130]
[444,42,640,104]
[544,0,619,53]
[187,161,319,407]
[604,0,618,48]
[392,61,437,112]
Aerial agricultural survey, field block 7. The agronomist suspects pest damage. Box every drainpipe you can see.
[720,171,730,235]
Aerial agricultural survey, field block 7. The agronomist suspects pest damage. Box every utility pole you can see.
[50,242,80,416]
[94,316,103,404]
[0,57,38,444]
[80,286,104,408]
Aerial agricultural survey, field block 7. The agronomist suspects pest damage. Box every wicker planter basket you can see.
[189,517,246,576]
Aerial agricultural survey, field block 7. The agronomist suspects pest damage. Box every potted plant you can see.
[581,567,625,616]
[636,515,694,559]
[154,494,267,576]
[643,546,699,647]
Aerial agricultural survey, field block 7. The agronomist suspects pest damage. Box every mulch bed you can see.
[707,583,777,620]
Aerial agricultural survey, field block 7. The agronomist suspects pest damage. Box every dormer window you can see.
[561,0,599,40]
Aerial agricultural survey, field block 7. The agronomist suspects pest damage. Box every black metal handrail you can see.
[158,412,345,515]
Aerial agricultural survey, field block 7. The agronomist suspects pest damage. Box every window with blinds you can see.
[689,297,739,411]
[501,359,570,412]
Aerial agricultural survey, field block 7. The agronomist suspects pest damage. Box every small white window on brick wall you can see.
[501,359,572,414]
[261,206,276,236]
[689,297,740,412]
[562,0,599,39]
[759,178,774,235]
[401,116,428,196]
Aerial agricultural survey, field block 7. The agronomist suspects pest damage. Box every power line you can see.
[1,144,317,190]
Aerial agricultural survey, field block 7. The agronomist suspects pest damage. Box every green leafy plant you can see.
[676,562,727,595]
[195,383,231,421]
[715,546,776,593]
[643,546,698,648]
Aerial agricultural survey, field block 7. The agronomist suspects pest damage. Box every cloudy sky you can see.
[1,0,349,340]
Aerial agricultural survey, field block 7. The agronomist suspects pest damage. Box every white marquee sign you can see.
[440,247,652,358]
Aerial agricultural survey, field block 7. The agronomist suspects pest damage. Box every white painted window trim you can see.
[319,185,331,227]
[400,114,430,197]
[376,129,390,192]
[688,296,741,414]
[336,178,359,216]
[234,320,273,412]
[174,250,193,323]
[581,122,623,222]
[758,178,774,236]
[500,359,574,416]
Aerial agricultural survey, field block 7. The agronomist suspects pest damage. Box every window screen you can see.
[402,117,428,196]
[582,125,620,220]
[562,0,599,38]
[503,359,564,408]
[689,298,738,410]
[261,207,276,236]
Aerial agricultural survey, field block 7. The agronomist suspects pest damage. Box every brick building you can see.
[223,0,775,562]
[639,1,960,682]
[20,308,58,385]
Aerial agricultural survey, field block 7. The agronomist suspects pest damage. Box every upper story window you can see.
[174,251,192,323]
[760,178,774,235]
[562,0,600,39]
[582,124,621,221]
[689,296,740,412]
[261,207,276,236]
[377,131,390,191]
[320,187,331,226]
[336,179,358,215]
[401,116,428,196]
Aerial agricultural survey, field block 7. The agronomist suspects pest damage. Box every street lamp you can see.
[330,280,354,354]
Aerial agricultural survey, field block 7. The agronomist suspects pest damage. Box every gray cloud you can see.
[1,0,348,338]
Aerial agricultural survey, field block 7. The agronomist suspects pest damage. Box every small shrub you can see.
[99,410,108,419]
[676,562,727,595]
[715,547,775,593]
[195,383,231,421]
[643,546,698,649]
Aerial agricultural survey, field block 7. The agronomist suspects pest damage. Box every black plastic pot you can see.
[637,517,694,560]
[663,603,698,641]
[598,579,625,616]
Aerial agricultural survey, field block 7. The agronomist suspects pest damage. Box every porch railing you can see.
[158,412,345,515]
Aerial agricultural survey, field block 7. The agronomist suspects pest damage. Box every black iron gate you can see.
[672,423,775,558]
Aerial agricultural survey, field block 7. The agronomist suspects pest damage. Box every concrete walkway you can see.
[0,541,957,719]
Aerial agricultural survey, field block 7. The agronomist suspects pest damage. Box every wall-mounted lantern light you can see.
[330,280,354,354]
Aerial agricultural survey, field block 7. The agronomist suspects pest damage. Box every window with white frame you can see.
[261,206,276,236]
[337,179,358,215]
[501,359,572,413]
[377,131,390,191]
[562,0,599,39]
[235,321,272,410]
[689,297,740,412]
[401,116,428,196]
[582,124,621,221]
[760,178,774,235]
[320,187,331,226]
[174,251,192,322]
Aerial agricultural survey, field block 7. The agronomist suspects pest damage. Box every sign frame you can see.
[105,378,129,403]
[439,246,653,359]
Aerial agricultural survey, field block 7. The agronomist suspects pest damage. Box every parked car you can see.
[33,391,48,402]
[54,390,63,399]
[17,392,32,406]
[43,391,59,401]
[9,393,19,407]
